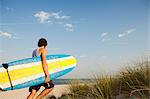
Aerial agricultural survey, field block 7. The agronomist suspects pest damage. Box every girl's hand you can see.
[45,76,50,83]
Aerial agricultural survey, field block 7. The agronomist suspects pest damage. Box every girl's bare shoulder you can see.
[39,48,47,54]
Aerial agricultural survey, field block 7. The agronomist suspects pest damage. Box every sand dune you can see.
[0,84,70,99]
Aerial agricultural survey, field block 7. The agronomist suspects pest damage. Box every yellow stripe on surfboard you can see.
[0,58,76,84]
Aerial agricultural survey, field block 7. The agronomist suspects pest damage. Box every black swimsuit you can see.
[29,80,54,92]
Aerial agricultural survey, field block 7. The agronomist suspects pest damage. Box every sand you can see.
[0,84,70,99]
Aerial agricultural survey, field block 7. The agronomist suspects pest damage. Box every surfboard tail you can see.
[0,85,5,91]
[2,63,13,90]
[2,63,8,69]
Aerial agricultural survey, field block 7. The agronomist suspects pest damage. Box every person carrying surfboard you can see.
[27,38,54,99]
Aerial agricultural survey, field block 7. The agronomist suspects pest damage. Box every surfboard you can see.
[0,54,77,91]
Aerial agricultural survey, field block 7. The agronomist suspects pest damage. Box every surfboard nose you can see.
[72,56,77,65]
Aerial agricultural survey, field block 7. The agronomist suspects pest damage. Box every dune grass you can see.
[118,60,150,98]
[59,59,150,99]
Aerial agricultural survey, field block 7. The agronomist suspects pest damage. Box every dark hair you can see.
[38,38,47,47]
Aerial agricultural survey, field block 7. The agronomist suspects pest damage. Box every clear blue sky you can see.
[0,0,149,78]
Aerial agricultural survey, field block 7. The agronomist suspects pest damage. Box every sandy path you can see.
[0,84,70,99]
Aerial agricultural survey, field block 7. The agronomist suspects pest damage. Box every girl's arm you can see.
[41,49,50,83]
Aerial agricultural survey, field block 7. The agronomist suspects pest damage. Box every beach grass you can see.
[58,59,150,99]
[118,60,150,98]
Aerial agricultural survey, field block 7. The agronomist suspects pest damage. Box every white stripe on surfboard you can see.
[0,64,76,89]
[0,56,74,73]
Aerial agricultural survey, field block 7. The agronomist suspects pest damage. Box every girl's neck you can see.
[39,46,45,48]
